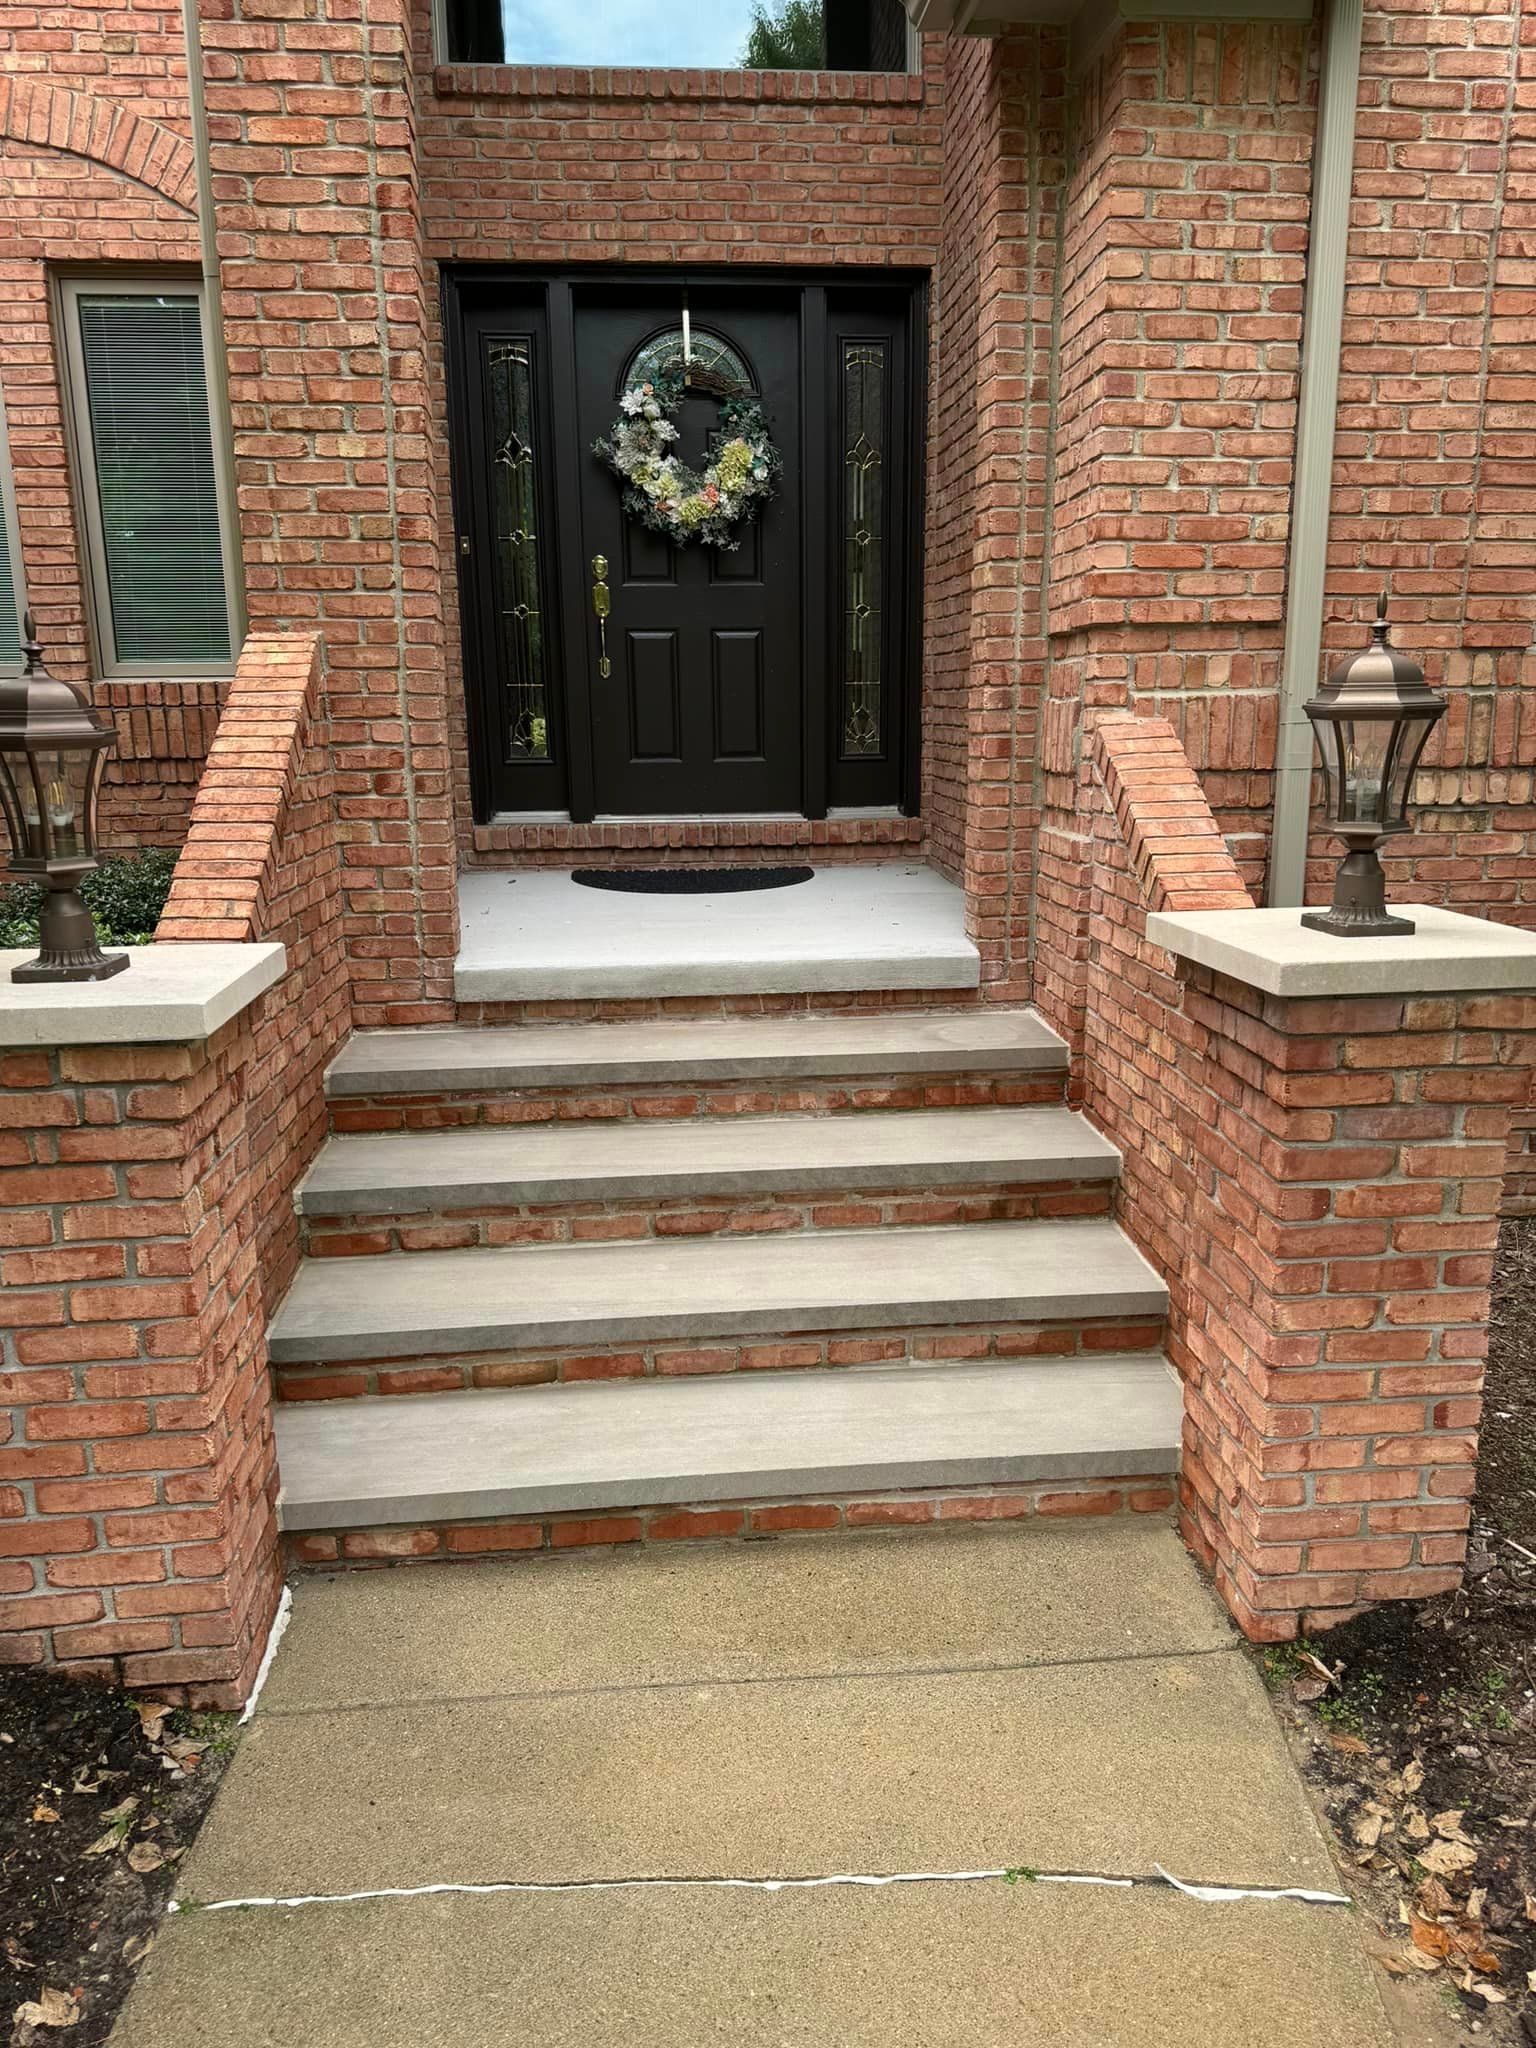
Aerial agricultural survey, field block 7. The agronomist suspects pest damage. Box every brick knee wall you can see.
[1033,715,1527,1639]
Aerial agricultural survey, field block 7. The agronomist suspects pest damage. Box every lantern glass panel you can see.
[27,746,93,861]
[1384,713,1437,829]
[1333,717,1395,824]
[0,745,27,866]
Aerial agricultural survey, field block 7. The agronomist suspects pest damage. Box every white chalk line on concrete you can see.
[168,1868,1350,1915]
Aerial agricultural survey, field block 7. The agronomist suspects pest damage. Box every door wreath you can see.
[594,372,781,551]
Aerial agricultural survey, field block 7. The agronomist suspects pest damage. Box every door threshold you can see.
[485,809,907,828]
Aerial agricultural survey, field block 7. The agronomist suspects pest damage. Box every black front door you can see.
[574,290,802,816]
[451,270,922,824]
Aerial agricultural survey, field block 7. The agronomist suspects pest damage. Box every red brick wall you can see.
[0,629,347,1701]
[0,1024,283,1705]
[0,47,215,834]
[193,0,458,1025]
[1037,714,1518,1639]
[160,630,350,1303]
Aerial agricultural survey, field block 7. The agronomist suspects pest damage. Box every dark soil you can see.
[1268,1216,1536,2046]
[0,1670,236,2046]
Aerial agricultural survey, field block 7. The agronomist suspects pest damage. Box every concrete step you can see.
[298,1106,1119,1218]
[453,864,980,1001]
[274,1353,1183,1530]
[268,1219,1168,1365]
[326,1007,1066,1099]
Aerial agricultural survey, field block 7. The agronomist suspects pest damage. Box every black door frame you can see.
[444,265,928,826]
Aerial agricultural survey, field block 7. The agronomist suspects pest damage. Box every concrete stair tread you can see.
[269,1219,1168,1363]
[299,1106,1120,1214]
[326,1008,1066,1097]
[274,1353,1183,1529]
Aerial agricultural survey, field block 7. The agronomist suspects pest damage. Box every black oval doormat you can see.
[571,866,815,896]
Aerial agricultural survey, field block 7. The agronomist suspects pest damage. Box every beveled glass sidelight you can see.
[840,342,886,760]
[0,616,125,981]
[1301,597,1446,939]
[487,338,549,762]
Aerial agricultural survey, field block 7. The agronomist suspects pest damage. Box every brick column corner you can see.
[1148,907,1536,1639]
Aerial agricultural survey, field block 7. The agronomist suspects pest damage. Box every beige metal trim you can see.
[1268,0,1363,906]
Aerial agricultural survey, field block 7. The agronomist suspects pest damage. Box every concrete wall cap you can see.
[0,942,286,1045]
[1146,905,1536,999]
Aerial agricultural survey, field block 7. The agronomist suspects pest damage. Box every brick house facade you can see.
[5,0,1536,1699]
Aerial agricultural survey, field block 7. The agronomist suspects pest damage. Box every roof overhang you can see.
[907,0,1312,70]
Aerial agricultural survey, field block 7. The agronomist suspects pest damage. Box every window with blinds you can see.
[64,285,233,673]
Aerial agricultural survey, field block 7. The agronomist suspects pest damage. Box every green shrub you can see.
[0,847,179,950]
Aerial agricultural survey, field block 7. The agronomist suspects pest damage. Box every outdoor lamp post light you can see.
[0,615,126,982]
[1301,595,1447,940]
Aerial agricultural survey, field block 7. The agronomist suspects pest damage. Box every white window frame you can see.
[0,386,28,675]
[57,272,240,680]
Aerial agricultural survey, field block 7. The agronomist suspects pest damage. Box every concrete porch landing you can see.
[454,862,979,1002]
[113,1523,1394,2048]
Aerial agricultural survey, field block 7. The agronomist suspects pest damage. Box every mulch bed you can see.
[0,1674,236,2046]
[1267,1215,1536,2046]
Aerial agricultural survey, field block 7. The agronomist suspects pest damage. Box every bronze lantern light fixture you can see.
[0,616,126,983]
[1301,597,1447,940]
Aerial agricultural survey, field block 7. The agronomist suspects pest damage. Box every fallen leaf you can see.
[1467,1887,1487,1922]
[1300,1649,1343,1689]
[121,1935,152,1968]
[125,1842,165,1875]
[1379,1954,1410,1977]
[1402,1759,1425,1794]
[1293,1678,1329,1704]
[1525,1894,1536,1923]
[1353,1810,1386,1849]
[1431,1809,1471,1842]
[1527,1967,1536,1993]
[1418,1838,1478,1877]
[30,1803,59,1826]
[69,1767,104,1797]
[133,1703,169,1744]
[1468,1980,1506,2005]
[11,1988,80,2030]
[1403,1948,1443,1974]
[1411,1917,1454,1961]
[1416,1877,1456,1918]
[1404,1809,1431,1842]
[1329,1732,1370,1757]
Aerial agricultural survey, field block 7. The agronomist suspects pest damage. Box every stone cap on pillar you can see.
[0,942,286,1045]
[1145,905,1536,1000]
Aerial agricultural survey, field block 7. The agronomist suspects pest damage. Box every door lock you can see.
[591,554,611,679]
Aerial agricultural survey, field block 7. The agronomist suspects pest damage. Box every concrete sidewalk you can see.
[113,1522,1394,2047]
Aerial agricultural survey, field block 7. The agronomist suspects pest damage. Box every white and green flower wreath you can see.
[594,373,781,551]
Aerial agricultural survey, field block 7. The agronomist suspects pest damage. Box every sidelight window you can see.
[485,337,550,762]
[0,389,26,672]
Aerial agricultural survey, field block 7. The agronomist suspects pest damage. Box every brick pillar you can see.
[194,0,456,1025]
[1,962,287,1705]
[1148,920,1536,1638]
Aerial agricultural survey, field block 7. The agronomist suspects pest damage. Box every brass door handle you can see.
[591,554,611,678]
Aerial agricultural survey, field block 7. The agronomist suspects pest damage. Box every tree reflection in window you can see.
[487,338,548,760]
[841,343,885,758]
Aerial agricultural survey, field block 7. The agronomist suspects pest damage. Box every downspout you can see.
[181,0,248,648]
[1267,0,1364,906]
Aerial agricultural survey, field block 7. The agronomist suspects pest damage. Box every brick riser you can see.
[299,1180,1114,1259]
[327,1071,1066,1135]
[453,989,993,1029]
[272,1316,1169,1402]
[286,1474,1180,1567]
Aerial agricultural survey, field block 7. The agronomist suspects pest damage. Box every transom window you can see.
[442,0,911,72]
